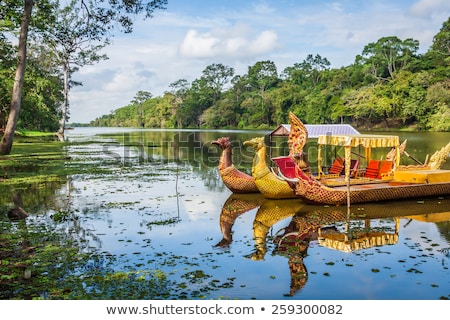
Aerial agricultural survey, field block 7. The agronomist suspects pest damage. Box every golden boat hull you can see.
[254,167,296,199]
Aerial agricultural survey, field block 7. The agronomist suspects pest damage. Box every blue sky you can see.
[70,0,450,123]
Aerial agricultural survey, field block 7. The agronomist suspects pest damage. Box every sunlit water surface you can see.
[34,128,450,299]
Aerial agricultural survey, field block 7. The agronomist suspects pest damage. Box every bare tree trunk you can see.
[57,63,69,142]
[0,0,34,155]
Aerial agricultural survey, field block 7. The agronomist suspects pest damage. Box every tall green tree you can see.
[39,0,109,140]
[181,77,214,127]
[0,0,167,155]
[131,90,152,127]
[19,43,64,131]
[301,53,331,86]
[361,36,419,80]
[0,36,16,128]
[430,17,450,57]
[0,0,36,155]
[200,63,234,102]
[246,60,279,126]
[424,17,450,79]
[426,79,450,131]
[282,54,330,87]
[1,33,63,132]
[169,79,189,128]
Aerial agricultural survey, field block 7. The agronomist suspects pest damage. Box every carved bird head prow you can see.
[211,137,232,150]
[243,137,265,151]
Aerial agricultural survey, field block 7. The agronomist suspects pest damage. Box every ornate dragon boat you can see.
[243,137,296,199]
[273,112,450,205]
[211,137,259,194]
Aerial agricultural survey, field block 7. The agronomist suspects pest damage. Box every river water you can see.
[7,127,450,300]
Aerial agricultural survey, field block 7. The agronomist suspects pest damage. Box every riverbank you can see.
[70,116,443,132]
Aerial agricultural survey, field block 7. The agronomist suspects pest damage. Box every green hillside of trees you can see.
[1,10,449,134]
[92,17,450,131]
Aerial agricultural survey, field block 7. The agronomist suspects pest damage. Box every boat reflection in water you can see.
[247,198,305,260]
[214,193,266,247]
[216,194,450,297]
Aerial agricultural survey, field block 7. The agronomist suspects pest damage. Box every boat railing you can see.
[318,173,341,180]
[320,176,386,187]
[397,164,431,171]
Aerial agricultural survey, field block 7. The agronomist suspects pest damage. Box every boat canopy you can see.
[317,134,399,148]
[269,124,360,138]
[317,134,401,181]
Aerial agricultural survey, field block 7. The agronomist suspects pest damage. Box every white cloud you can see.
[67,0,450,123]
[252,30,279,54]
[409,0,450,18]
[179,30,220,58]
[252,2,276,15]
[179,25,280,58]
[103,72,140,92]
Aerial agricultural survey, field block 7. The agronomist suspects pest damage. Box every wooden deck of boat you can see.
[320,169,450,191]
[321,177,418,191]
[332,181,394,191]
[320,176,387,188]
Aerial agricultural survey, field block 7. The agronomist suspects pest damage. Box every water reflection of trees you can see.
[1,175,176,298]
[1,179,108,298]
[101,130,271,192]
[436,222,450,246]
[1,181,58,211]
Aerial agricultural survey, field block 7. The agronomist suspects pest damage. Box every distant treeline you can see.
[3,17,447,132]
[90,18,449,132]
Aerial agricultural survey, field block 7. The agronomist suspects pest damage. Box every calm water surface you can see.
[32,128,450,299]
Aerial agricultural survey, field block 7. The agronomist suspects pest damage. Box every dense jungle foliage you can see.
[0,34,63,132]
[0,0,167,138]
[91,17,450,131]
[1,12,449,132]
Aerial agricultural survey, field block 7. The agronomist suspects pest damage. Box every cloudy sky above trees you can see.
[70,0,450,123]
